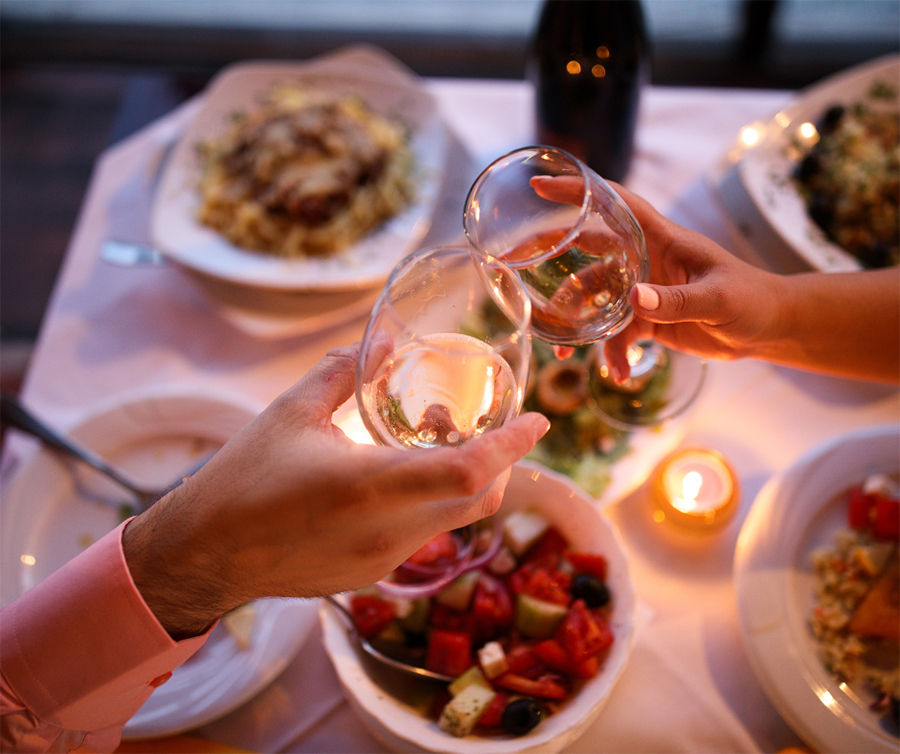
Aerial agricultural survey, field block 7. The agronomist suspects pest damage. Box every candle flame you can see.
[672,470,704,513]
[337,409,376,445]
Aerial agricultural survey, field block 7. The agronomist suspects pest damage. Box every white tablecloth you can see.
[7,77,900,753]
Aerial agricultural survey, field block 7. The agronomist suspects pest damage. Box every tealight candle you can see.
[652,447,739,529]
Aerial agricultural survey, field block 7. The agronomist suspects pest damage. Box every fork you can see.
[1,393,207,514]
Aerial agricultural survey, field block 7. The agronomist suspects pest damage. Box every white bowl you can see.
[320,460,636,753]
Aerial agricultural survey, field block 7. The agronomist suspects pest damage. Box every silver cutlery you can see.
[0,393,208,514]
[323,594,453,683]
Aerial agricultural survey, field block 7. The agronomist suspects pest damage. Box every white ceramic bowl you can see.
[320,460,636,753]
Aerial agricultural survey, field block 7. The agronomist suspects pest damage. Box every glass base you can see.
[587,340,707,430]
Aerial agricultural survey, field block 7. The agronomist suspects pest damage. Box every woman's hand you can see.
[123,344,550,639]
[532,176,899,384]
[529,175,780,371]
[600,184,782,380]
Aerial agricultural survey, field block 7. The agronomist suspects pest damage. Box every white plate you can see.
[734,424,900,754]
[320,460,636,754]
[150,46,448,292]
[739,55,899,272]
[0,389,319,739]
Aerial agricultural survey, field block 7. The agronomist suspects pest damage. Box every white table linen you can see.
[5,78,899,753]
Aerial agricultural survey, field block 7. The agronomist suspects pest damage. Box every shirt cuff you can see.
[0,520,211,730]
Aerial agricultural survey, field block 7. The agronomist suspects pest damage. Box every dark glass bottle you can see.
[529,0,649,183]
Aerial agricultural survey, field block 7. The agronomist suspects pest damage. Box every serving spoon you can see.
[0,393,203,514]
[323,594,454,683]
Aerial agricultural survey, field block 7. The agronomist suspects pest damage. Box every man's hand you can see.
[123,344,549,639]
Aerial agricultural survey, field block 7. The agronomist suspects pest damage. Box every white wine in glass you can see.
[357,246,532,451]
[464,146,649,347]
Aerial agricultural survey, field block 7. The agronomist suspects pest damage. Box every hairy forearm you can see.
[122,484,234,640]
[757,268,900,384]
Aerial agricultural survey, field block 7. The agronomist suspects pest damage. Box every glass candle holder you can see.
[652,447,740,530]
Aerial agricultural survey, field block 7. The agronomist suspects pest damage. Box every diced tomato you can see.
[504,643,543,677]
[523,527,570,569]
[476,691,509,729]
[426,630,472,678]
[555,600,614,663]
[349,595,395,638]
[407,531,458,567]
[471,573,514,642]
[508,563,570,605]
[873,496,900,540]
[429,603,472,633]
[564,551,608,581]
[848,487,876,530]
[533,638,600,679]
[493,672,568,700]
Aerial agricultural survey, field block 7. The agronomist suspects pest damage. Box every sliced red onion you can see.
[464,518,503,572]
[394,526,475,579]
[375,546,474,600]
[374,518,503,601]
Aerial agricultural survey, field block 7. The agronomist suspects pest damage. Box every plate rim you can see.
[733,423,900,753]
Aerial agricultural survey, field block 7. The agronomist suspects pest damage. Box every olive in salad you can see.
[348,509,617,738]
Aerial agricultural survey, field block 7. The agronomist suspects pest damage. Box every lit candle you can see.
[652,447,739,529]
[337,409,376,445]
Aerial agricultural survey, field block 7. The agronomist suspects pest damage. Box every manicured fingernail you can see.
[534,415,551,439]
[636,284,660,311]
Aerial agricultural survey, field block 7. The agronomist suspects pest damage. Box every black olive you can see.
[571,573,611,608]
[501,698,544,735]
[794,153,821,182]
[807,194,833,230]
[819,105,845,134]
[858,241,891,270]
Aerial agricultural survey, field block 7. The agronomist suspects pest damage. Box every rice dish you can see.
[196,84,415,258]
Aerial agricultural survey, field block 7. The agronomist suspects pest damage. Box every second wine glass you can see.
[463,145,649,347]
[356,245,532,451]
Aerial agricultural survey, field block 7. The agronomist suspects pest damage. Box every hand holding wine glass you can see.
[355,245,537,596]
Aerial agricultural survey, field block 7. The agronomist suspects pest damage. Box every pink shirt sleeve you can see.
[1,521,211,752]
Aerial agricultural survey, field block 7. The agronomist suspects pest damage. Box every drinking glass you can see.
[355,245,532,597]
[463,145,649,347]
[356,245,532,451]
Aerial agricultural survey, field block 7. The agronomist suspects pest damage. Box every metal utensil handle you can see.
[0,393,148,496]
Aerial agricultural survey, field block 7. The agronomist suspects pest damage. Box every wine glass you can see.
[356,245,532,450]
[465,146,705,430]
[463,145,649,347]
[355,245,532,597]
